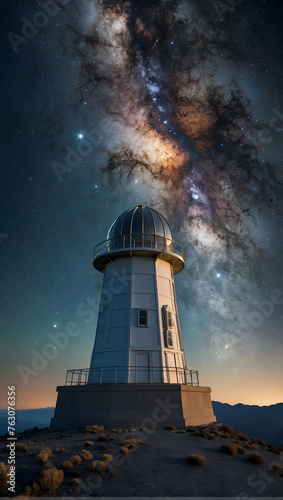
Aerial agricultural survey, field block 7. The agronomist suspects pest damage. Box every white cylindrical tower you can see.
[88,205,188,385]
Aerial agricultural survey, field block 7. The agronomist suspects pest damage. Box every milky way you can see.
[66,0,283,364]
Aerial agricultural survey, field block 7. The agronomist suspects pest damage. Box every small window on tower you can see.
[167,310,173,328]
[165,330,173,348]
[138,309,148,327]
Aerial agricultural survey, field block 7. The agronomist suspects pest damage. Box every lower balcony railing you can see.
[65,366,199,386]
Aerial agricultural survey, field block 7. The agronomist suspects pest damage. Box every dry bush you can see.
[15,442,29,453]
[102,453,113,462]
[164,426,176,431]
[90,460,107,474]
[255,439,266,446]
[69,454,82,465]
[235,445,246,455]
[61,460,74,470]
[44,461,54,469]
[244,442,256,450]
[99,443,107,451]
[36,448,52,464]
[25,468,64,496]
[84,440,94,447]
[70,477,81,489]
[0,462,10,492]
[125,440,136,449]
[55,448,66,454]
[221,444,238,456]
[111,428,123,434]
[86,424,104,433]
[205,433,217,441]
[98,433,114,442]
[221,424,237,437]
[187,454,207,466]
[120,446,129,455]
[79,449,93,461]
[272,464,283,476]
[237,432,250,441]
[248,453,264,465]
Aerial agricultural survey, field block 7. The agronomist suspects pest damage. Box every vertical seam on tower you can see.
[121,207,132,235]
[130,206,138,235]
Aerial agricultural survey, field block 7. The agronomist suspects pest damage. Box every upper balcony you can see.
[93,233,185,274]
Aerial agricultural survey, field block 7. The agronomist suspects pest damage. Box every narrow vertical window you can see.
[138,309,148,327]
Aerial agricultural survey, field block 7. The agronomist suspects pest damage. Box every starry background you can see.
[0,0,283,409]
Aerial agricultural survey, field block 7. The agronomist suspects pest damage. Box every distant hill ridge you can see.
[212,401,283,447]
[0,402,282,446]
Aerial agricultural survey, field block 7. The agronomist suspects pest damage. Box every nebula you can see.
[67,0,282,364]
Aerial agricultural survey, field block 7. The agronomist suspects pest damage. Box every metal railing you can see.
[94,233,184,261]
[65,366,199,386]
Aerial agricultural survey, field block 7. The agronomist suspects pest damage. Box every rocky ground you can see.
[0,422,283,497]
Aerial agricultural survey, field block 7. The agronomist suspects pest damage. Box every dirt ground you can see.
[0,423,283,497]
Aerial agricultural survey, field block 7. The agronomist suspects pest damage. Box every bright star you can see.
[216,273,221,278]
[78,133,83,139]
[53,324,57,328]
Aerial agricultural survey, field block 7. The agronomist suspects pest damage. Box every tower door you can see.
[135,352,150,383]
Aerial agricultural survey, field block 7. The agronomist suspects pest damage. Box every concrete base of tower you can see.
[49,384,216,431]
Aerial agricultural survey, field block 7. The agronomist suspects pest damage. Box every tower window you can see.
[138,309,148,327]
[167,310,173,328]
[165,330,173,348]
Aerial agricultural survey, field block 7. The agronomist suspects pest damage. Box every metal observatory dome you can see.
[93,205,184,274]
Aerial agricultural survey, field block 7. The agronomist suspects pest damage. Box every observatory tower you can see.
[50,206,216,430]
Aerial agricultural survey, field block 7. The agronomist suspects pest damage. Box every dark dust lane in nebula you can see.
[63,0,283,365]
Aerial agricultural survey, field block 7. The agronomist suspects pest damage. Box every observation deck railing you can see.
[65,366,199,386]
[94,233,184,261]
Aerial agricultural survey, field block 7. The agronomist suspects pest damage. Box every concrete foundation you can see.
[50,384,216,431]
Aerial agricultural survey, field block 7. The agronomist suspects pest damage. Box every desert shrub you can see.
[125,440,136,449]
[248,453,264,465]
[55,448,66,454]
[235,445,246,455]
[164,426,176,431]
[44,461,54,469]
[102,454,113,462]
[0,462,10,492]
[90,460,107,474]
[272,464,283,476]
[220,425,237,437]
[70,477,81,489]
[36,448,52,464]
[206,433,217,441]
[69,454,82,465]
[79,449,93,461]
[25,468,64,496]
[61,460,74,470]
[221,444,238,456]
[187,454,207,466]
[15,442,29,453]
[120,446,129,455]
[99,443,107,451]
[244,442,256,450]
[99,433,114,441]
[237,432,250,441]
[84,440,94,447]
[111,428,123,434]
[255,439,266,446]
[86,424,104,433]
[37,468,64,495]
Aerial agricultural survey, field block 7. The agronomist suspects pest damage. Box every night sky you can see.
[1,0,283,410]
